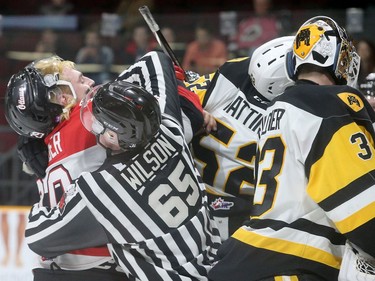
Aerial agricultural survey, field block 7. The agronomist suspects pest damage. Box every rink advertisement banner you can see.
[0,206,38,281]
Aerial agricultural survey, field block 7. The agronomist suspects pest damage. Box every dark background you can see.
[0,0,374,205]
[0,0,373,15]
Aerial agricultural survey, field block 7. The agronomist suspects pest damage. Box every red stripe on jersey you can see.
[177,85,203,113]
[46,105,98,166]
[68,246,111,256]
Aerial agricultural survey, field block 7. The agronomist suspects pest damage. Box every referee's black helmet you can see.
[81,80,161,151]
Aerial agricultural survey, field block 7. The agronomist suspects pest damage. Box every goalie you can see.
[209,16,375,281]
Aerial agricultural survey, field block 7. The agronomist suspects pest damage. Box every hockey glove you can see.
[17,136,48,178]
[174,65,200,83]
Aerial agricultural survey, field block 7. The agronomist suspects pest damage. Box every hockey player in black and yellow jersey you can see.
[208,16,375,281]
[185,36,294,241]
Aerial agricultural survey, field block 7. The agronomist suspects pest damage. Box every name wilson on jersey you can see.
[120,133,178,191]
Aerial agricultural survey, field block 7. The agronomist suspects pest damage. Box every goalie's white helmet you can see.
[249,36,295,101]
[286,16,360,87]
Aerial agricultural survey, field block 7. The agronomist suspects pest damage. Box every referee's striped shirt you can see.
[26,51,220,279]
[77,113,221,280]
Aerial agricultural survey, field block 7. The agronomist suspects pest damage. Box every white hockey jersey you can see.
[208,80,375,281]
[185,58,268,234]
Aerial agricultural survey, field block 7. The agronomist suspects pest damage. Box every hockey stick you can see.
[138,5,198,82]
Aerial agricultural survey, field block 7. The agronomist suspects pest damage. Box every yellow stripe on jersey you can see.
[335,201,375,234]
[275,276,299,281]
[232,227,341,269]
[307,122,375,203]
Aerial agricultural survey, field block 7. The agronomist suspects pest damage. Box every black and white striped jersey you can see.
[26,51,220,280]
[116,51,203,144]
[77,113,221,280]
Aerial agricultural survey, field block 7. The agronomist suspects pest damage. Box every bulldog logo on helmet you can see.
[294,24,326,60]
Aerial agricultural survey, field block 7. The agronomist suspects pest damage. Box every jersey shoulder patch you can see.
[337,92,364,112]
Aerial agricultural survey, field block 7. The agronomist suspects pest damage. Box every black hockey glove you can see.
[17,136,48,178]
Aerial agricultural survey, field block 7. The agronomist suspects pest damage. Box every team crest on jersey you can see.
[210,197,234,211]
[338,92,364,112]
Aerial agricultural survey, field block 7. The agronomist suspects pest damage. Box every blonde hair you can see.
[34,56,77,121]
